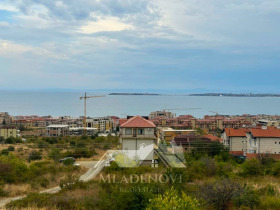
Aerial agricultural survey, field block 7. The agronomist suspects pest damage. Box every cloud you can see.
[0,0,280,91]
[80,17,133,34]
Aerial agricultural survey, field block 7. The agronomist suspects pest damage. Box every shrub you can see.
[63,158,75,166]
[48,149,61,162]
[37,141,48,149]
[39,177,50,188]
[271,162,280,176]
[233,185,260,209]
[0,187,7,197]
[28,151,42,162]
[199,179,242,210]
[260,184,278,196]
[201,156,217,176]
[0,154,29,183]
[0,149,9,156]
[59,174,79,190]
[6,193,52,208]
[241,158,263,176]
[147,187,199,210]
[259,196,280,210]
[7,146,15,151]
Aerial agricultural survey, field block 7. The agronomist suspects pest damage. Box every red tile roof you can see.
[250,129,280,138]
[120,116,156,128]
[204,134,223,142]
[119,119,128,126]
[225,128,249,137]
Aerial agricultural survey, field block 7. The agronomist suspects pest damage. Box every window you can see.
[138,128,144,135]
[125,128,132,135]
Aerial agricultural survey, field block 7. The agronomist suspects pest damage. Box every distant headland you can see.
[189,93,280,97]
[109,93,161,96]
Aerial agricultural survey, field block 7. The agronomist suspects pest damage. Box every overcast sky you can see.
[0,0,279,93]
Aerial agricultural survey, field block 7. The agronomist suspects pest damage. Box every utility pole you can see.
[80,92,105,135]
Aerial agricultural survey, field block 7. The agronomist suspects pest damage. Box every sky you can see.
[0,0,280,93]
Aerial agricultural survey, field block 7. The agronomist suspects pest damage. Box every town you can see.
[1,111,280,160]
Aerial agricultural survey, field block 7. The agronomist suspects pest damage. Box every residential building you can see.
[258,119,280,127]
[119,116,156,162]
[222,128,249,155]
[149,111,176,120]
[172,133,221,152]
[86,117,113,132]
[0,112,12,125]
[0,126,17,139]
[46,125,69,137]
[222,127,280,157]
[246,128,280,155]
[158,127,195,143]
[69,127,98,136]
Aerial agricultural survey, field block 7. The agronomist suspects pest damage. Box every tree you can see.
[147,187,199,210]
[48,149,61,162]
[195,128,205,136]
[199,179,242,210]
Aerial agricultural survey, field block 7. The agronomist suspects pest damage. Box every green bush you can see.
[233,186,260,209]
[147,187,199,210]
[241,158,263,176]
[4,137,22,144]
[0,149,9,156]
[0,154,29,183]
[7,146,15,151]
[260,184,278,196]
[48,149,61,162]
[259,196,280,210]
[28,151,42,162]
[63,158,75,166]
[0,187,7,197]
[6,193,52,208]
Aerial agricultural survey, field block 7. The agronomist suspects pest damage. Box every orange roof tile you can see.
[204,134,223,142]
[250,129,280,138]
[225,128,249,137]
[119,119,128,125]
[120,116,156,128]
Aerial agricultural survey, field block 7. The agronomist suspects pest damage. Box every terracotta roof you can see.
[204,134,223,142]
[225,128,249,137]
[120,116,156,128]
[119,119,128,125]
[250,129,280,138]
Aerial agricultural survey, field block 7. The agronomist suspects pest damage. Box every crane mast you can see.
[80,92,105,135]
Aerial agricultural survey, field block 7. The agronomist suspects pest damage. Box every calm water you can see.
[0,91,279,118]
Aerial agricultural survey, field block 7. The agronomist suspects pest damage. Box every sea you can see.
[0,91,279,118]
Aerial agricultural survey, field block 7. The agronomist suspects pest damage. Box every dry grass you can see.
[2,166,87,198]
[63,186,100,200]
[3,184,32,197]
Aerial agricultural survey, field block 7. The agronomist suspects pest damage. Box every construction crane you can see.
[209,111,219,115]
[80,92,105,135]
[162,108,201,112]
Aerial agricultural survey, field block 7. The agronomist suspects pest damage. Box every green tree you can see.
[48,149,61,162]
[147,187,199,210]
